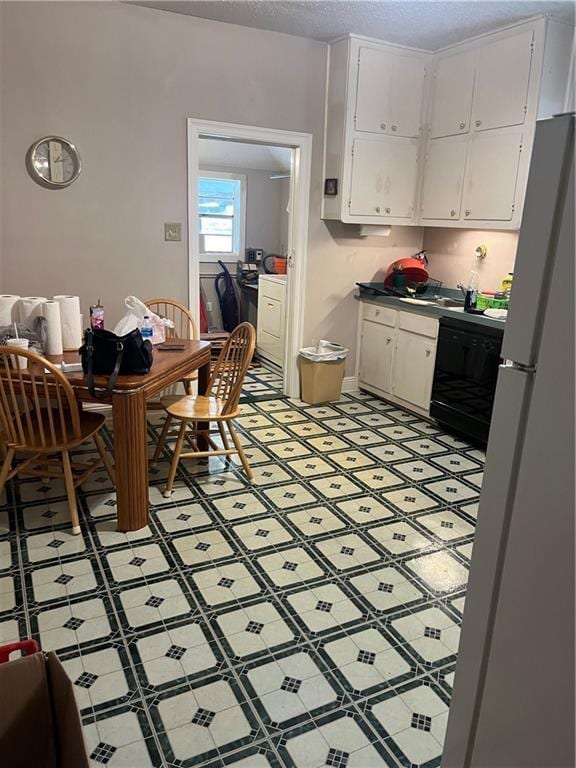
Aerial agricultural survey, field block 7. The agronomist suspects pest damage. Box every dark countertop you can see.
[356,284,507,331]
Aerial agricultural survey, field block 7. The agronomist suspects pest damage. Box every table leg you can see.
[112,389,149,531]
[197,356,211,451]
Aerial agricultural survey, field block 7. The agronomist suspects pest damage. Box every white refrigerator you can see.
[442,113,575,768]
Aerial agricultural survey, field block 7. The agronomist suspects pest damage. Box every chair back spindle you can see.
[145,298,198,341]
[0,347,81,450]
[207,323,255,415]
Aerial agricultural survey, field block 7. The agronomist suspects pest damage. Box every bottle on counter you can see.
[140,315,153,342]
[501,272,513,297]
[464,271,479,312]
[89,299,105,330]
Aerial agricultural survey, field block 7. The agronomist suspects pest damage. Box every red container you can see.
[384,258,428,288]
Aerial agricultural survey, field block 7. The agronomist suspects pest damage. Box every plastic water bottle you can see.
[141,315,153,342]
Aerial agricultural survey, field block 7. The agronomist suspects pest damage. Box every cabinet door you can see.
[391,330,436,411]
[349,137,418,219]
[429,49,476,138]
[389,55,426,138]
[381,138,419,219]
[355,46,392,133]
[420,135,468,220]
[359,320,394,393]
[463,130,522,221]
[472,29,534,132]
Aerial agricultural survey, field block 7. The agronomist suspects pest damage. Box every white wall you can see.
[422,228,518,293]
[0,1,423,373]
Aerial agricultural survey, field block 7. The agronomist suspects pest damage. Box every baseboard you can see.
[341,376,359,393]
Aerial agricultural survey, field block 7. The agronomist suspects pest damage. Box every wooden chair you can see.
[0,347,115,534]
[154,323,256,495]
[145,298,198,394]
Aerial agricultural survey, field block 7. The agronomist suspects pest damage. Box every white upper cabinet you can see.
[322,21,573,229]
[389,55,427,137]
[350,137,418,218]
[462,130,523,221]
[355,47,393,133]
[429,49,475,138]
[472,29,534,132]
[420,135,468,220]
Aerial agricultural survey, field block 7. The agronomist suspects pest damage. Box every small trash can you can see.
[299,341,348,404]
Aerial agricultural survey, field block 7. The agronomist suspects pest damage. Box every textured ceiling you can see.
[199,139,292,172]
[132,0,575,50]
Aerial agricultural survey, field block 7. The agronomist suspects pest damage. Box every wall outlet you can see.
[164,222,182,242]
[206,301,213,312]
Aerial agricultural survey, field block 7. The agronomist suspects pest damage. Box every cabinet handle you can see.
[386,337,392,344]
[391,125,397,132]
[475,119,482,127]
[380,122,387,130]
[267,302,274,308]
[465,209,471,217]
[450,209,456,217]
[375,206,381,213]
[385,207,391,214]
[426,349,431,357]
[375,309,380,316]
[459,122,466,130]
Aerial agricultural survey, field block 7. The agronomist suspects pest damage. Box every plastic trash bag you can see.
[299,340,348,362]
[113,296,173,344]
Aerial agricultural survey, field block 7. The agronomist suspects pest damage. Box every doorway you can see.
[187,119,312,399]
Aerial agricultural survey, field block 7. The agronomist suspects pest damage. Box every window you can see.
[198,171,246,261]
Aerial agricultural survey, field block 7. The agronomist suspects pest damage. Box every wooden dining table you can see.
[49,339,212,532]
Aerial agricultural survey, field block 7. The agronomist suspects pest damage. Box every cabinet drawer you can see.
[258,277,286,302]
[398,311,438,338]
[363,302,397,327]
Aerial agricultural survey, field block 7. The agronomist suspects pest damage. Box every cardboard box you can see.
[299,356,345,404]
[0,651,89,768]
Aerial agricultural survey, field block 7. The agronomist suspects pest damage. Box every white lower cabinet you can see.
[391,330,436,411]
[358,303,438,414]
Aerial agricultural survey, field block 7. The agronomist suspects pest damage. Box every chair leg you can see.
[228,422,253,482]
[182,378,193,396]
[93,433,116,486]
[62,450,81,535]
[164,421,188,498]
[153,414,172,463]
[0,448,15,499]
[217,422,231,451]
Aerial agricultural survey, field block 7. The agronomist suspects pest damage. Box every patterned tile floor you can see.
[0,391,483,767]
[241,360,284,403]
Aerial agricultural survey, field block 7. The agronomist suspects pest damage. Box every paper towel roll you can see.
[54,295,82,351]
[43,300,64,355]
[0,295,20,325]
[19,297,47,328]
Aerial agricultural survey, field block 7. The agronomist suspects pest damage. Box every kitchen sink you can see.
[434,297,465,308]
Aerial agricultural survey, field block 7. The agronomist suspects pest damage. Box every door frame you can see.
[187,118,312,398]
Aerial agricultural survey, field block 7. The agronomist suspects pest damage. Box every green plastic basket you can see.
[476,294,509,310]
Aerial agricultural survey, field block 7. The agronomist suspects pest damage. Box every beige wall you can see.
[422,228,518,293]
[0,2,489,376]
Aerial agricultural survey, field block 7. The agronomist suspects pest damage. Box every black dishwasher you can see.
[430,316,504,445]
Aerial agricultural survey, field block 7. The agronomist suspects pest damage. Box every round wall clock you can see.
[26,136,81,189]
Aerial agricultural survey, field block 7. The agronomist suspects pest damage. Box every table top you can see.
[47,339,211,395]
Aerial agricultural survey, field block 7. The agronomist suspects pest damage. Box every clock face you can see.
[26,137,81,188]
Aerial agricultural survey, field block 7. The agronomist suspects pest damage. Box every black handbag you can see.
[80,328,153,399]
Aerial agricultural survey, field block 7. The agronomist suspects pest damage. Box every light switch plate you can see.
[164,222,182,242]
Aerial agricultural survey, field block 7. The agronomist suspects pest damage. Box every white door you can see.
[355,47,392,134]
[381,138,419,219]
[349,138,387,216]
[472,29,534,132]
[359,320,394,393]
[388,55,426,138]
[463,130,523,221]
[349,136,418,219]
[391,330,436,410]
[421,135,468,220]
[429,48,476,138]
